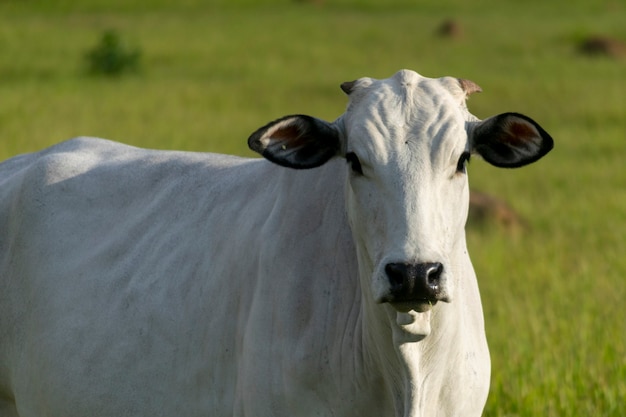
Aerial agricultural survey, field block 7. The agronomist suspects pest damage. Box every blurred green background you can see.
[1,0,624,415]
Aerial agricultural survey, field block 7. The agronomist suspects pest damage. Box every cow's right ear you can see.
[469,112,554,168]
[248,115,341,169]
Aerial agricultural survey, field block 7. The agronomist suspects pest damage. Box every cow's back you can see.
[0,137,282,416]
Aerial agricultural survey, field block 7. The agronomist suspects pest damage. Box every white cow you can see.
[0,69,552,417]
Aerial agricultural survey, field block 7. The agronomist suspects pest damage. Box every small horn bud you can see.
[458,78,482,96]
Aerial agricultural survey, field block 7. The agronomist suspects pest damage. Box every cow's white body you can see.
[0,70,552,416]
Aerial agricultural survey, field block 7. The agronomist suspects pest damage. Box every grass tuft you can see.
[84,30,142,76]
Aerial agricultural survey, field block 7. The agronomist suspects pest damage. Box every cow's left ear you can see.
[248,115,341,169]
[469,112,553,168]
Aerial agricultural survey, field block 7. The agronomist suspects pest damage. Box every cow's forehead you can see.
[345,70,468,118]
[342,70,471,153]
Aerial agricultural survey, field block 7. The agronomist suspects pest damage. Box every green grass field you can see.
[1,0,625,415]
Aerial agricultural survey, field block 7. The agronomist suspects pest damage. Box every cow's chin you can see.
[392,308,432,342]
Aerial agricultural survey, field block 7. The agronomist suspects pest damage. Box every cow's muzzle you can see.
[383,262,446,307]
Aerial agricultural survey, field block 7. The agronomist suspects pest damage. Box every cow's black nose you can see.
[385,262,444,302]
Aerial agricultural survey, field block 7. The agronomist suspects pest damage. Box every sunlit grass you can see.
[1,1,624,415]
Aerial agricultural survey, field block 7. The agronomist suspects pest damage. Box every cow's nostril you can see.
[385,263,406,289]
[425,262,443,287]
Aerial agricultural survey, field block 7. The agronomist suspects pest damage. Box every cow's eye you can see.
[346,152,363,175]
[456,151,471,173]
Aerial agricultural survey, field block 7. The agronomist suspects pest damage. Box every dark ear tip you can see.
[541,131,554,153]
[341,80,357,95]
[247,136,261,153]
[247,125,268,154]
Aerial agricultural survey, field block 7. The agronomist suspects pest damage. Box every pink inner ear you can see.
[503,121,539,146]
[270,125,301,141]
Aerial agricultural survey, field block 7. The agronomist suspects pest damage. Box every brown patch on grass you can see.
[468,190,527,233]
[436,19,463,39]
[578,35,626,59]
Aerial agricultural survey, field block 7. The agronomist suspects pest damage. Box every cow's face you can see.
[340,71,477,312]
[248,70,552,320]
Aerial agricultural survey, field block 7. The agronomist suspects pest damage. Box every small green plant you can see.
[85,30,141,76]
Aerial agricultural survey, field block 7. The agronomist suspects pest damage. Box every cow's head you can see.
[248,70,552,325]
